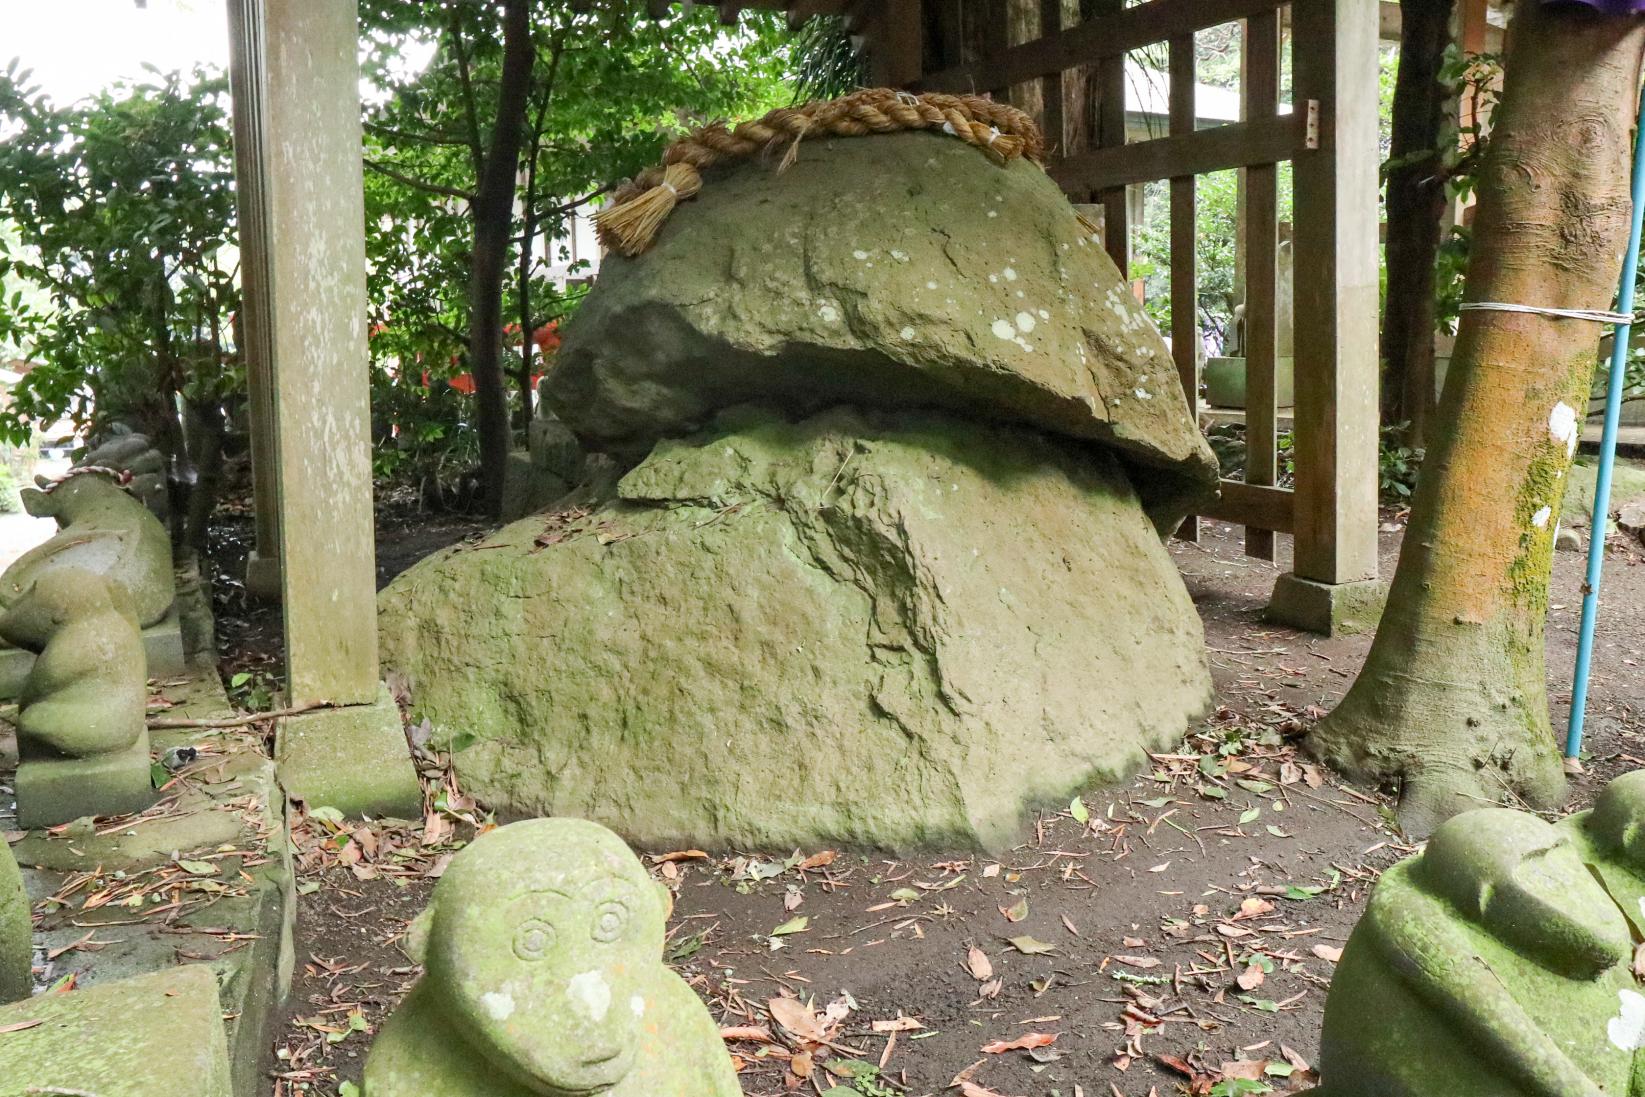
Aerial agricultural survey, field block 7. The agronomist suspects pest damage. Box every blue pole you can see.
[1565,83,1645,761]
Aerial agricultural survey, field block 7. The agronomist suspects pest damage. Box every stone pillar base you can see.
[245,550,282,603]
[1265,572,1387,636]
[16,737,155,828]
[276,686,421,818]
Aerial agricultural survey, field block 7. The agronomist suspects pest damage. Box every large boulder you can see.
[380,408,1211,850]
[547,131,1217,530]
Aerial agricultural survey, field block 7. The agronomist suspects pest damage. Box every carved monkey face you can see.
[425,819,670,1096]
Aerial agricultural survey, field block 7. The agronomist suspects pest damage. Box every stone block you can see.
[363,818,740,1097]
[0,965,231,1097]
[276,686,421,819]
[15,738,154,829]
[1265,572,1387,636]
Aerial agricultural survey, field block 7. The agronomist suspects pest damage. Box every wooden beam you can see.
[1204,481,1296,533]
[1049,108,1316,193]
[917,0,1283,94]
[1243,9,1281,561]
[1169,32,1198,542]
[1289,0,1381,585]
[868,0,923,86]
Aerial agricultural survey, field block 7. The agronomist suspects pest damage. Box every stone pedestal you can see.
[244,550,281,602]
[16,737,154,828]
[1265,572,1386,636]
[276,687,420,818]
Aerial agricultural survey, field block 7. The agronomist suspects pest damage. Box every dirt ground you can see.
[251,506,1645,1097]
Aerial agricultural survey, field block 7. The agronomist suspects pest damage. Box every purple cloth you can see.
[1547,0,1645,13]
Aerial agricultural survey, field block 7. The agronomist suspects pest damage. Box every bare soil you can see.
[255,510,1645,1097]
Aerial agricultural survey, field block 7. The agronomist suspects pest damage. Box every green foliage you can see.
[0,63,240,449]
[356,2,796,494]
[1379,424,1425,502]
[789,16,864,103]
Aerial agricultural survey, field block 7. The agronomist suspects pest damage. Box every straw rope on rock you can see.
[596,88,1045,256]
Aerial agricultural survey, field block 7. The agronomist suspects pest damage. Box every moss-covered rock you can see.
[380,408,1211,851]
[547,132,1217,530]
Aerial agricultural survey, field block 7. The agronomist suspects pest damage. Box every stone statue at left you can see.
[1,468,174,629]
[0,836,29,1003]
[363,817,740,1097]
[1,567,152,827]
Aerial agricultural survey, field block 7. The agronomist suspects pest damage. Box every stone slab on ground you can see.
[275,685,421,819]
[1265,573,1387,637]
[14,737,154,829]
[0,964,231,1097]
[3,671,294,1097]
[0,606,186,700]
[381,408,1213,851]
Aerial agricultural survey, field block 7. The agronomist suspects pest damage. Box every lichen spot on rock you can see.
[1610,989,1645,1051]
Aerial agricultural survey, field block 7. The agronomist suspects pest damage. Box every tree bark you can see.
[1380,0,1456,447]
[467,0,533,519]
[1312,1,1645,835]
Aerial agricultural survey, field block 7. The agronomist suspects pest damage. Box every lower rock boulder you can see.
[379,407,1212,850]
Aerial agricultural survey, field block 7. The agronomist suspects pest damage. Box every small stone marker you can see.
[0,837,28,1004]
[363,817,740,1097]
[1,568,152,827]
[0,964,231,1096]
[1312,770,1645,1095]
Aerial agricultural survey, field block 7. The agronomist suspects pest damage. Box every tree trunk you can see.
[1312,1,1645,835]
[1380,0,1457,447]
[467,0,533,519]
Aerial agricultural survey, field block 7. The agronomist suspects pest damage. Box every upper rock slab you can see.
[547,132,1217,525]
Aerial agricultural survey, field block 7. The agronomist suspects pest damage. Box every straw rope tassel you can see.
[596,88,1045,257]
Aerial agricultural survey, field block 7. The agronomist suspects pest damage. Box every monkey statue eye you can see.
[591,900,629,943]
[513,918,557,961]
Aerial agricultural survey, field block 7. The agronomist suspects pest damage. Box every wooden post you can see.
[1243,11,1280,562]
[1270,0,1385,634]
[225,0,281,602]
[1169,33,1198,542]
[1095,0,1128,275]
[1040,0,1066,156]
[870,0,924,87]
[230,0,420,815]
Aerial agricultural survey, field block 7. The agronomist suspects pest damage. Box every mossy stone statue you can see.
[0,837,29,1004]
[364,818,739,1097]
[1310,771,1645,1096]
[2,469,174,629]
[1,567,152,827]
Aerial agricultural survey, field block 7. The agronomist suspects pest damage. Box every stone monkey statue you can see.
[1310,778,1645,1096]
[0,567,151,826]
[1,468,173,630]
[363,818,741,1097]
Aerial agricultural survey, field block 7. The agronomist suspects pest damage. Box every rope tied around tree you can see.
[595,88,1046,257]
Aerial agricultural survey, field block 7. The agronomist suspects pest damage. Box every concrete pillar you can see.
[1268,0,1387,635]
[227,0,419,816]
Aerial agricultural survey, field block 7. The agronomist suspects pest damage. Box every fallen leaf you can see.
[771,916,809,937]
[967,946,994,981]
[653,850,709,864]
[1218,1059,1270,1081]
[797,851,837,871]
[768,997,827,1043]
[1000,897,1029,922]
[1236,964,1266,990]
[982,1032,1058,1055]
[1114,955,1161,969]
[1311,944,1344,964]
[872,1015,923,1032]
[1007,935,1057,955]
[0,1020,42,1034]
